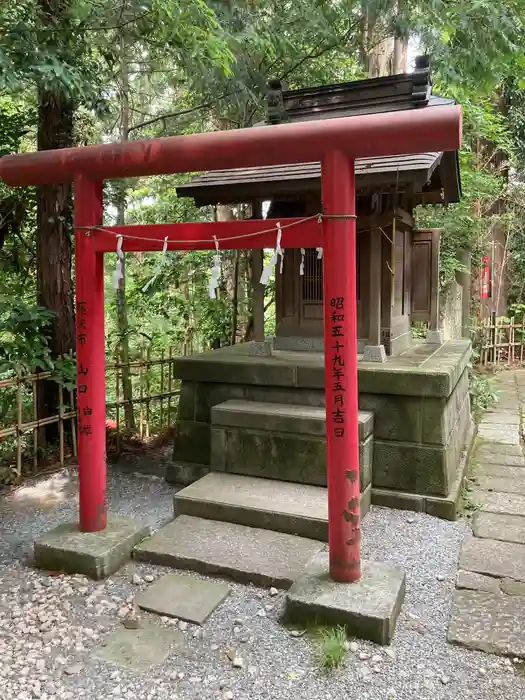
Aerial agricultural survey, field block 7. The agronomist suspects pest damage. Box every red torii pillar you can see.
[0,107,462,583]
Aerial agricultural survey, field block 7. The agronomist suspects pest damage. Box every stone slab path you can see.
[448,371,525,657]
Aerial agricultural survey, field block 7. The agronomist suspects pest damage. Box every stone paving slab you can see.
[491,391,517,411]
[476,454,525,468]
[473,512,525,545]
[459,536,525,581]
[478,464,525,479]
[456,569,500,593]
[487,400,521,410]
[476,443,523,459]
[95,624,185,671]
[136,572,230,624]
[481,412,521,425]
[476,427,521,445]
[448,589,525,657]
[475,451,524,468]
[473,490,525,516]
[502,579,525,596]
[134,515,323,588]
[473,474,525,495]
[286,552,405,645]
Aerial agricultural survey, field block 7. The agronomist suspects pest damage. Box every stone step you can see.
[133,515,323,589]
[174,472,371,542]
[211,399,374,440]
[210,399,374,489]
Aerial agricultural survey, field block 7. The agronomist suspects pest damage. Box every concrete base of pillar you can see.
[426,329,444,345]
[33,516,150,580]
[285,552,406,645]
[362,344,387,363]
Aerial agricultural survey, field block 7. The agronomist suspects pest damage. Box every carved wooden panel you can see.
[394,228,405,317]
[411,229,441,323]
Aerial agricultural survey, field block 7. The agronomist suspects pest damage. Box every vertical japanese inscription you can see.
[76,300,92,428]
[330,296,345,438]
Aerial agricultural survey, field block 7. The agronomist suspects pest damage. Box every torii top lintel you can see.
[0,107,461,187]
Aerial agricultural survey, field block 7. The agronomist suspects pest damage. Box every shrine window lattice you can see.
[301,243,361,302]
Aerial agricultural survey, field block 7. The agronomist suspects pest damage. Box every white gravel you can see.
[1,467,525,700]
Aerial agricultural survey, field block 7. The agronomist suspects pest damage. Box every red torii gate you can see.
[0,107,461,583]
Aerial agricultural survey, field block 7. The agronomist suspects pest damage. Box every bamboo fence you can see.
[471,316,525,366]
[0,346,179,480]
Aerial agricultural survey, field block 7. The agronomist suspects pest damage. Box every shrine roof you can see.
[177,59,461,206]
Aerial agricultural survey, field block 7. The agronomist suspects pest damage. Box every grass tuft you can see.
[316,625,348,670]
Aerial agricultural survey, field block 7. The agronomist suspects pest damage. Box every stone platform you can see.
[170,338,472,517]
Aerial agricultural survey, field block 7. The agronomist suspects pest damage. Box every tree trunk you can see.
[362,1,408,78]
[116,39,135,431]
[36,0,76,444]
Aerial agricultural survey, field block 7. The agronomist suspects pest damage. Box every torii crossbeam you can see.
[0,106,462,583]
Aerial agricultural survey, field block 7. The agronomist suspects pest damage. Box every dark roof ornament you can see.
[412,55,432,105]
[266,79,289,125]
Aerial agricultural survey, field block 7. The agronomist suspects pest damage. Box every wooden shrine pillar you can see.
[321,151,361,583]
[426,230,444,345]
[363,227,386,362]
[251,200,265,343]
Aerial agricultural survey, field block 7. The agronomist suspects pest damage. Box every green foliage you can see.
[415,87,520,290]
[414,0,525,93]
[506,81,525,170]
[0,297,76,389]
[0,0,234,101]
[502,186,525,307]
[0,298,55,375]
[469,371,499,414]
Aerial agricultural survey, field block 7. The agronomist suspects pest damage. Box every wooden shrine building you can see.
[170,59,473,521]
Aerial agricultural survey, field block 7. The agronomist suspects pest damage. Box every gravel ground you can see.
[1,467,525,700]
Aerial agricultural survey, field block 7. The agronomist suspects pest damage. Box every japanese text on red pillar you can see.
[76,300,92,436]
[330,296,345,438]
